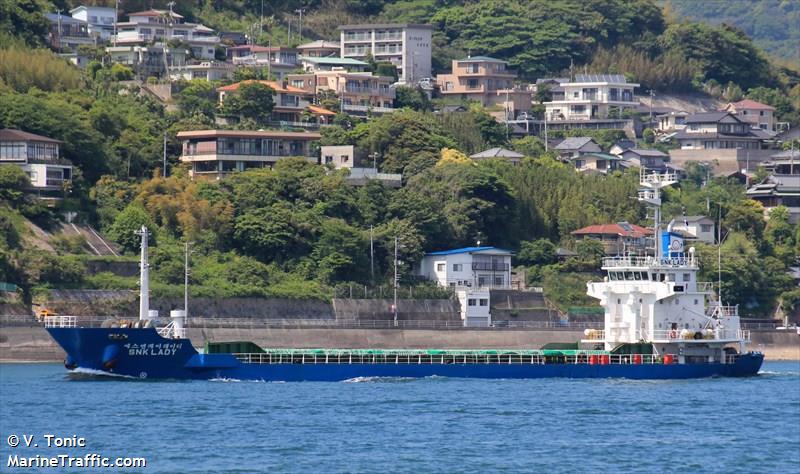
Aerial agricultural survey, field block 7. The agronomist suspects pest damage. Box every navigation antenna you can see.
[638,168,677,259]
[135,226,152,321]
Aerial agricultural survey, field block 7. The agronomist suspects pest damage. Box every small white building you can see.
[169,61,234,82]
[417,247,513,327]
[668,216,716,244]
[70,5,116,40]
[544,74,639,121]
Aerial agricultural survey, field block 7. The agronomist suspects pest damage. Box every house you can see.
[338,23,432,84]
[216,80,335,127]
[656,110,689,132]
[0,129,72,197]
[725,99,776,133]
[618,148,669,170]
[571,222,653,255]
[570,153,623,174]
[112,9,220,60]
[69,5,116,41]
[298,40,340,58]
[544,74,639,122]
[177,130,321,179]
[219,31,247,46]
[290,70,396,115]
[319,145,401,187]
[436,57,532,119]
[299,56,368,73]
[169,61,234,82]
[669,111,775,175]
[667,216,716,243]
[226,46,299,79]
[106,44,188,78]
[553,137,602,159]
[608,139,636,156]
[45,13,93,51]
[469,147,524,166]
[417,246,514,327]
[746,150,800,223]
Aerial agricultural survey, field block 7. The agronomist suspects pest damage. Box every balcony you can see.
[344,85,395,97]
[471,262,509,272]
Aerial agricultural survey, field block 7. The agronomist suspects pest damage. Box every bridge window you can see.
[683,273,691,282]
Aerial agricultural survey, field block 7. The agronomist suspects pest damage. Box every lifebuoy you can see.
[669,330,678,339]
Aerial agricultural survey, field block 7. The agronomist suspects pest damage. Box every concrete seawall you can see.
[2,326,798,362]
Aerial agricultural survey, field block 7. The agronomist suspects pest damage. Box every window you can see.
[683,273,691,282]
[468,299,476,306]
[760,111,764,116]
[479,299,488,306]
[700,224,712,233]
[453,264,462,271]
[493,276,503,286]
[436,263,445,272]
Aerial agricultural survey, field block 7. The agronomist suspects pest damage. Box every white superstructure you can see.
[582,169,749,363]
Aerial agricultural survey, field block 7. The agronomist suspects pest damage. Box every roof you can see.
[45,13,86,24]
[0,129,61,143]
[685,112,738,124]
[298,40,340,49]
[128,9,184,19]
[227,45,299,52]
[176,130,321,140]
[624,148,668,158]
[301,57,367,66]
[727,99,775,111]
[338,23,433,30]
[574,74,629,83]
[576,152,623,161]
[217,80,309,94]
[426,246,513,256]
[554,137,597,150]
[457,56,506,63]
[674,130,765,141]
[536,77,569,85]
[470,147,524,159]
[571,222,652,238]
[671,215,713,223]
[307,105,336,116]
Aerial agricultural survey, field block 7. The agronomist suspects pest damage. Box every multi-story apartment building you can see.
[724,99,777,132]
[298,40,340,58]
[288,70,396,115]
[338,23,432,84]
[0,129,72,196]
[113,9,219,60]
[177,130,321,179]
[226,46,299,79]
[45,13,94,51]
[436,57,531,118]
[69,5,116,40]
[216,80,334,126]
[544,74,639,121]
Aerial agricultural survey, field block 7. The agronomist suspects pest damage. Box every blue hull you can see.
[47,327,764,381]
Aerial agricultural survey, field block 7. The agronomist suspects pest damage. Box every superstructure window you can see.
[468,299,476,306]
[436,263,445,272]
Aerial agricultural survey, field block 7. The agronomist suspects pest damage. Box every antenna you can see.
[135,226,152,320]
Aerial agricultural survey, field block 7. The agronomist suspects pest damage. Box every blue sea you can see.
[1,362,799,474]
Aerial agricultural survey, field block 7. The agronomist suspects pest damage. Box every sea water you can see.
[1,362,798,473]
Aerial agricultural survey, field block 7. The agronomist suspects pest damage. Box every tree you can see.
[723,199,766,242]
[511,136,546,157]
[109,63,134,81]
[222,82,275,125]
[0,166,29,203]
[436,148,472,167]
[518,239,557,266]
[643,128,655,144]
[108,204,155,254]
[394,86,432,111]
[0,1,50,47]
[177,80,217,118]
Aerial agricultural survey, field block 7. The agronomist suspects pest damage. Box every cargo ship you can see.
[45,170,763,380]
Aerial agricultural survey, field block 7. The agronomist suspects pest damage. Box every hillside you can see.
[663,0,800,65]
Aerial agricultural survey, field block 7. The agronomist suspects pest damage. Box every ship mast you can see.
[136,226,152,321]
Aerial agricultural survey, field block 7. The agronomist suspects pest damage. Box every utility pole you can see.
[649,89,655,127]
[162,131,167,177]
[393,236,399,327]
[184,241,192,324]
[295,8,305,43]
[369,226,374,284]
[113,0,119,47]
[260,0,265,38]
[56,9,62,53]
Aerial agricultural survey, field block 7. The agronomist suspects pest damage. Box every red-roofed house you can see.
[217,80,335,127]
[724,99,776,132]
[571,222,653,255]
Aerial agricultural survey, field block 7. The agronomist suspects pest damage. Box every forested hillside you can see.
[663,0,800,65]
[1,0,799,316]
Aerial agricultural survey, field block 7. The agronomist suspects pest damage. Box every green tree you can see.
[0,1,50,47]
[108,204,155,254]
[177,80,217,118]
[0,166,29,203]
[110,63,134,81]
[222,82,275,125]
[394,86,432,111]
[518,239,557,266]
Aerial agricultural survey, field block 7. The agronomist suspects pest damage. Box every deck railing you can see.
[44,315,76,328]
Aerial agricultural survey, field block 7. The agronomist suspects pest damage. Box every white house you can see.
[417,246,513,327]
[0,129,72,197]
[113,9,220,60]
[169,61,234,82]
[544,74,639,121]
[70,5,116,40]
[668,216,716,244]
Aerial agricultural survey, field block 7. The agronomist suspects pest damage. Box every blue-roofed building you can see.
[417,246,513,327]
